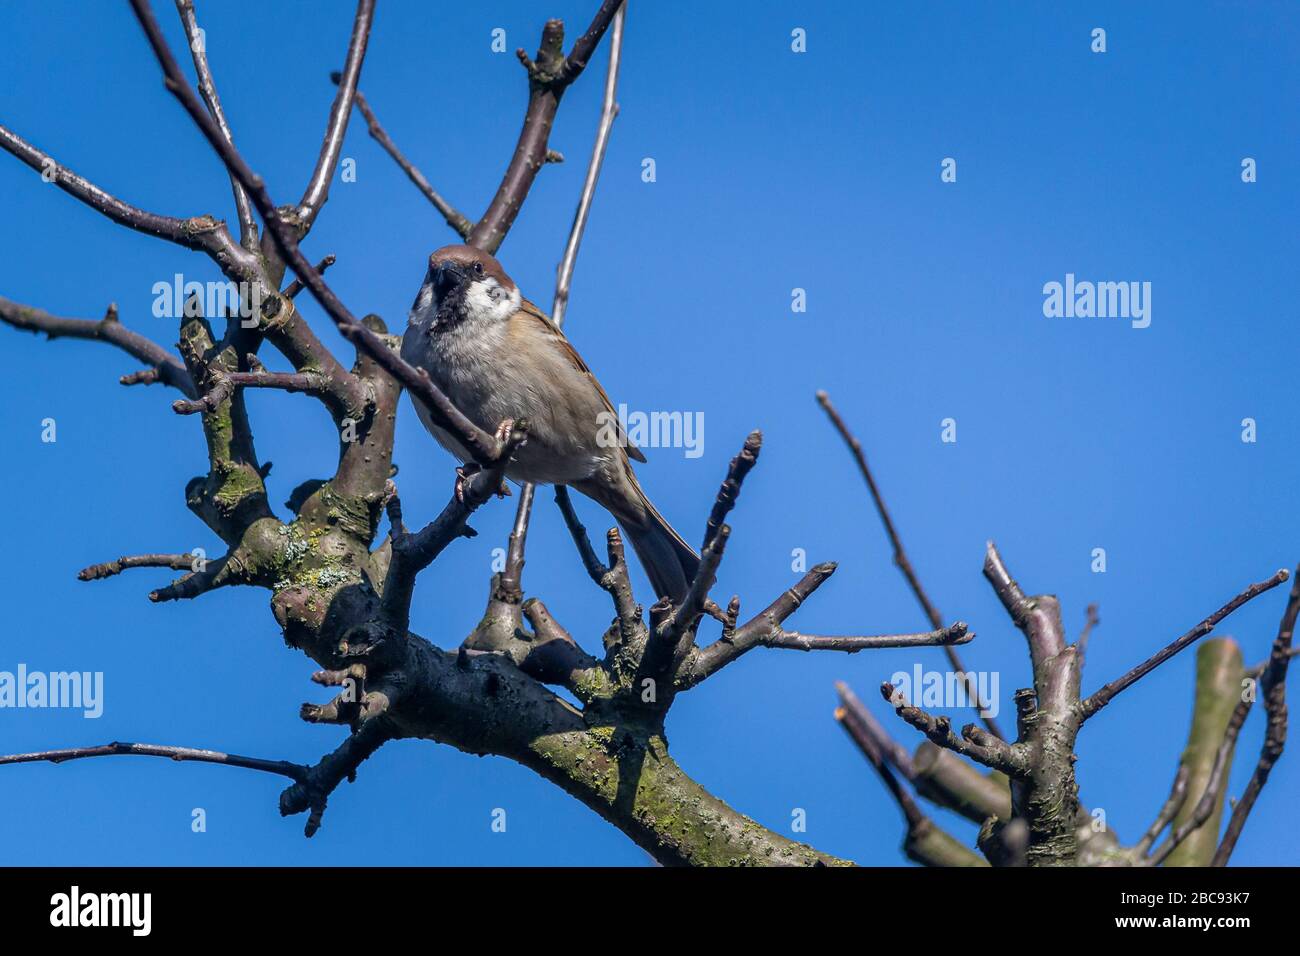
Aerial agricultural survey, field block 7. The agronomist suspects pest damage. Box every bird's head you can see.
[409,244,520,330]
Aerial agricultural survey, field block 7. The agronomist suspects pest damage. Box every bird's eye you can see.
[473,261,485,277]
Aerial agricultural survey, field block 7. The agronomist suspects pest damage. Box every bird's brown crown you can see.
[428,245,516,291]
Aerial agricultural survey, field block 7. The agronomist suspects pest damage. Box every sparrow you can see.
[400,244,700,602]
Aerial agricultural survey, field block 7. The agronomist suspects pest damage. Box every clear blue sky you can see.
[1,0,1296,866]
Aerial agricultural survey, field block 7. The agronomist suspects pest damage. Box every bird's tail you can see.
[572,471,700,603]
[619,510,700,604]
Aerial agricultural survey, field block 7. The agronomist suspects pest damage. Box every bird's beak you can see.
[431,260,465,298]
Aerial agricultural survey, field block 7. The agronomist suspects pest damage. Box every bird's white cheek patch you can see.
[409,283,434,326]
[464,279,521,326]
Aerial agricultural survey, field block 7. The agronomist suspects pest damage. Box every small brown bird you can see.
[400,244,700,601]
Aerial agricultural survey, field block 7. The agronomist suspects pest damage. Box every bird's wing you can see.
[517,298,647,463]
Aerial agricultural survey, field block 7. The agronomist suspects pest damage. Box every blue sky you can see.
[0,0,1297,866]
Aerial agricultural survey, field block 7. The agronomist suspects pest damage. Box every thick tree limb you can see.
[1148,696,1251,866]
[1164,638,1243,866]
[836,698,987,867]
[910,741,1013,824]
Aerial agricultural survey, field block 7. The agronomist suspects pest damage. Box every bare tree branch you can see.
[0,124,255,280]
[770,623,971,653]
[1076,601,1100,660]
[0,741,305,780]
[174,0,257,249]
[469,0,626,253]
[378,422,528,633]
[1162,638,1244,866]
[816,390,1003,739]
[127,0,503,464]
[497,482,535,604]
[836,681,915,777]
[554,485,609,584]
[171,358,336,415]
[1081,568,1289,720]
[1133,765,1190,858]
[282,254,336,299]
[836,695,986,867]
[296,0,375,229]
[279,718,396,837]
[78,553,198,581]
[1213,564,1300,865]
[0,296,197,397]
[332,75,472,239]
[1148,696,1251,866]
[498,7,627,585]
[880,682,1027,775]
[551,0,624,326]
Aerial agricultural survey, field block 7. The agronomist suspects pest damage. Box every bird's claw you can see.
[455,463,482,503]
[494,418,516,445]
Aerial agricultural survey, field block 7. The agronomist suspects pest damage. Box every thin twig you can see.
[1149,697,1252,865]
[0,125,255,280]
[174,0,257,249]
[551,0,625,327]
[816,389,1004,739]
[1213,565,1300,864]
[283,254,336,299]
[297,0,375,229]
[1082,568,1290,720]
[0,296,197,397]
[554,485,609,583]
[332,75,472,239]
[1077,602,1100,661]
[78,553,197,581]
[0,741,305,780]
